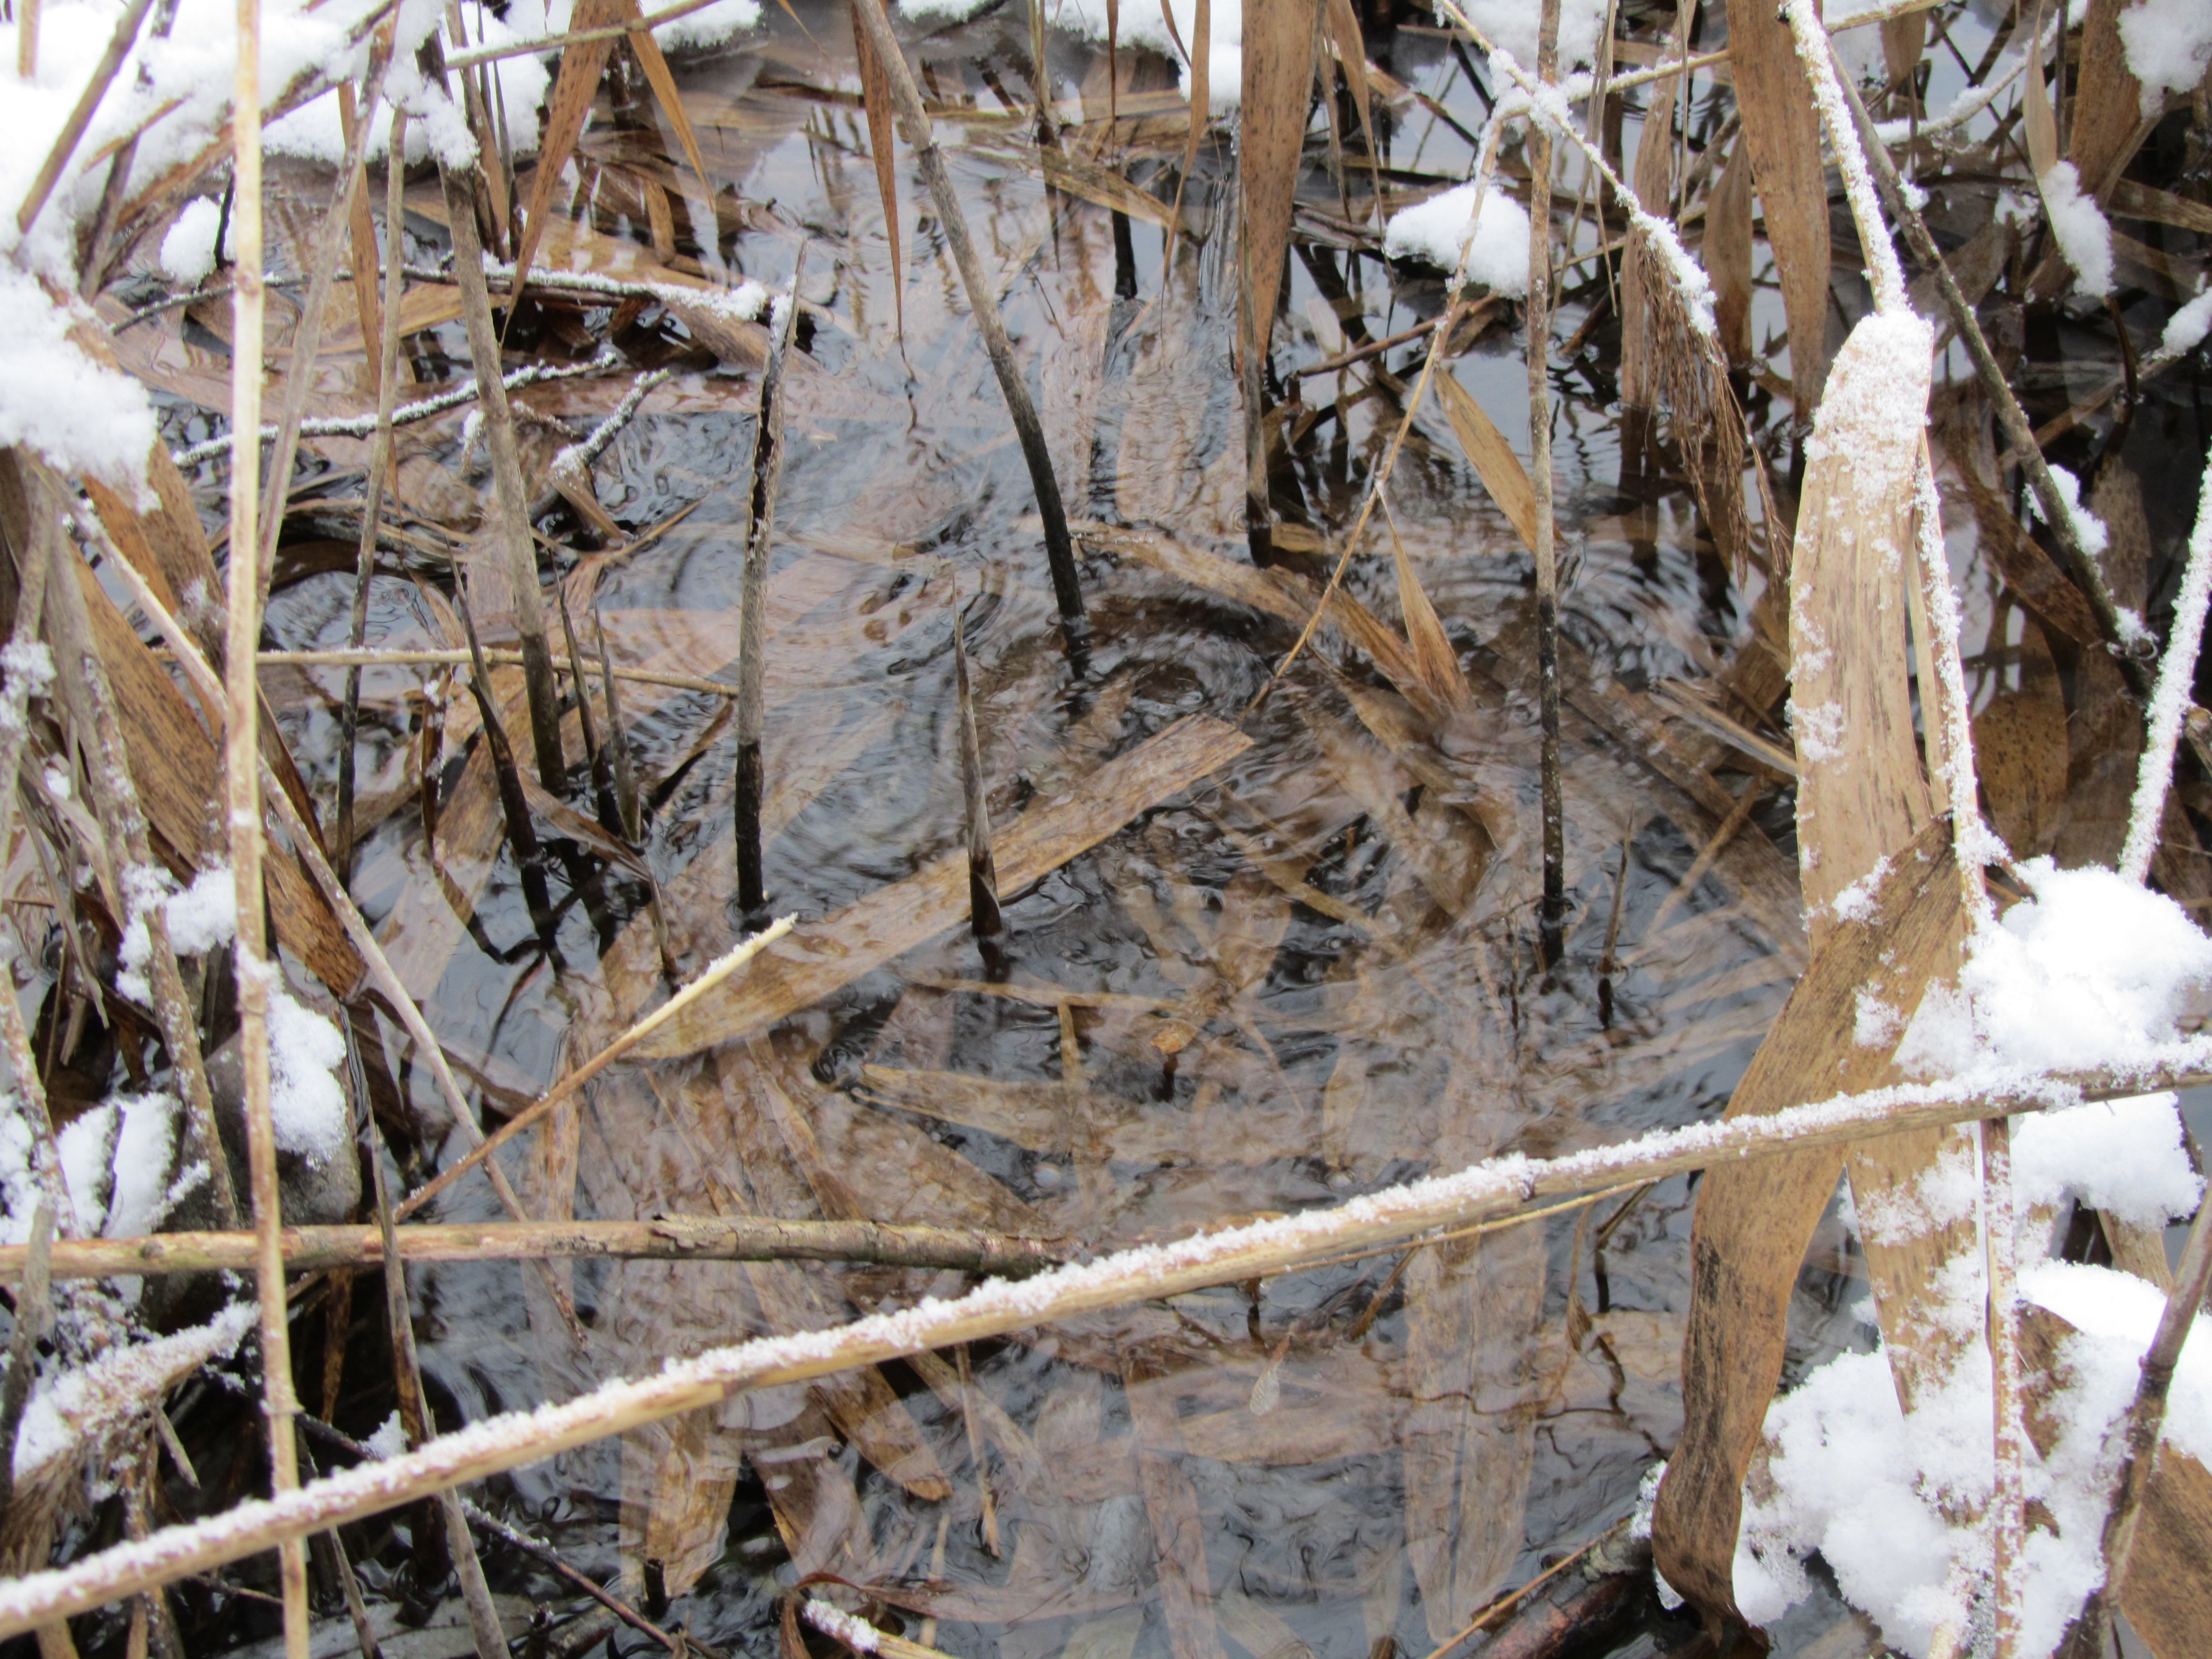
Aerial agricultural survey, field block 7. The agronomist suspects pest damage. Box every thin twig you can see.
[2119,449,2212,882]
[0,1217,1070,1282]
[1528,0,1565,965]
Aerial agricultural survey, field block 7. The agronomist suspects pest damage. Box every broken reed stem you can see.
[366,1091,506,1659]
[1982,1115,2025,1657]
[594,610,643,843]
[735,262,801,919]
[172,350,622,468]
[259,647,738,700]
[432,33,565,796]
[952,583,1003,946]
[221,0,311,1647]
[0,1217,1069,1283]
[391,914,795,1222]
[1787,2,1906,316]
[1528,0,1566,964]
[848,0,1084,627]
[335,104,412,879]
[14,1046,2212,1634]
[2119,449,2212,882]
[14,0,158,236]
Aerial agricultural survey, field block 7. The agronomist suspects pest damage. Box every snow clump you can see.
[158,199,227,286]
[1383,184,1531,296]
[2036,162,2114,297]
[2116,0,2212,116]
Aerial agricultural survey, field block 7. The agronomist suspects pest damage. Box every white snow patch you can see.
[803,1601,882,1654]
[648,0,764,49]
[363,1411,409,1460]
[0,271,157,487]
[105,1094,182,1241]
[1046,0,1246,108]
[2026,462,2109,561]
[2013,1092,2201,1229]
[12,1304,256,1481]
[2116,0,2212,116]
[1900,859,2212,1079]
[267,988,349,1165]
[2162,285,2212,360]
[56,1106,120,1236]
[2037,162,2114,298]
[158,199,227,286]
[1383,183,1530,295]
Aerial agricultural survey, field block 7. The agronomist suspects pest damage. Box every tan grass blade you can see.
[1704,133,1754,365]
[1380,496,1473,715]
[1236,0,1316,557]
[1434,372,1540,554]
[852,2,904,340]
[1323,0,1380,218]
[507,0,627,325]
[1160,0,1208,271]
[1722,0,1833,409]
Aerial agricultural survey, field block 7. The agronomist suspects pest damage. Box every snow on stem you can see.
[1982,1115,2025,1657]
[5,1042,2212,1638]
[2119,448,2212,882]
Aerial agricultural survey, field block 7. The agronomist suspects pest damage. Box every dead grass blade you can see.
[1160,0,1208,270]
[628,714,1252,1059]
[852,1,904,340]
[1434,373,1540,555]
[952,587,1004,948]
[1704,133,1754,366]
[1379,496,1471,715]
[1722,0,1832,410]
[508,0,628,326]
[1237,0,1316,559]
[1323,0,1379,217]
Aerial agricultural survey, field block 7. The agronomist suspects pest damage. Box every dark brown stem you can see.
[1529,0,1566,967]
[848,0,1084,626]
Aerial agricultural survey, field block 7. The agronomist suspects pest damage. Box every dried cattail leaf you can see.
[1722,0,1833,409]
[852,0,904,339]
[1705,132,1755,365]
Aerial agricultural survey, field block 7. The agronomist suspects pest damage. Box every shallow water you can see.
[159,1,2211,1653]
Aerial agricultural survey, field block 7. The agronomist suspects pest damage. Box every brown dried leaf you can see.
[1236,0,1315,385]
[853,0,904,338]
[509,0,628,308]
[1434,372,1540,555]
[1724,0,1833,408]
[1706,133,1755,366]
[1971,621,2066,861]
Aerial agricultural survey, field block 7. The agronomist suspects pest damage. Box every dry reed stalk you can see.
[848,0,1084,626]
[735,262,802,919]
[220,0,309,1647]
[1815,25,2146,677]
[431,34,565,794]
[335,83,383,399]
[365,1094,506,1659]
[335,105,412,878]
[0,1217,1067,1282]
[1983,1114,2025,1656]
[263,647,738,699]
[15,0,37,77]
[1526,0,1565,963]
[10,1046,2212,1633]
[391,916,795,1221]
[14,0,157,236]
